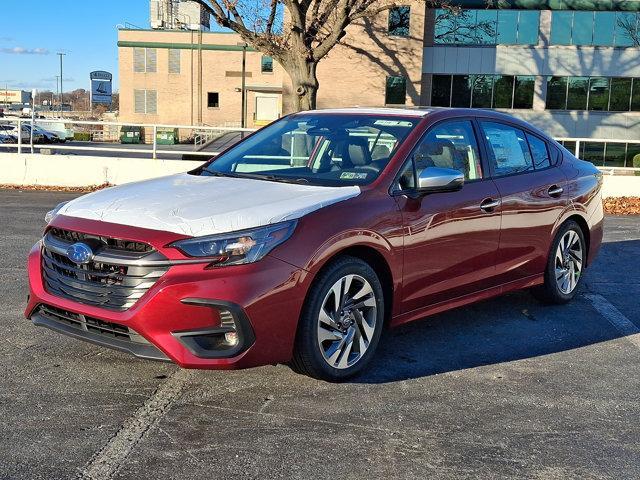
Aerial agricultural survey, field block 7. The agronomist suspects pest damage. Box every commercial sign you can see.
[90,71,113,105]
[0,89,31,104]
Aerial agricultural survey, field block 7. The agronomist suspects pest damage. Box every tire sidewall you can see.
[300,258,385,381]
[546,221,586,302]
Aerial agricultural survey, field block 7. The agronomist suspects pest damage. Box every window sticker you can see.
[374,120,414,127]
[340,172,369,180]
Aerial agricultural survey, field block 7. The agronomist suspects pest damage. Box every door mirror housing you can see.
[416,167,464,194]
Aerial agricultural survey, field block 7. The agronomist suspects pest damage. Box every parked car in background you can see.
[0,124,30,142]
[30,125,61,143]
[26,108,604,381]
[0,132,16,144]
[35,120,74,142]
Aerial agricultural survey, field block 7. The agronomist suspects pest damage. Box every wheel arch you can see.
[304,244,396,328]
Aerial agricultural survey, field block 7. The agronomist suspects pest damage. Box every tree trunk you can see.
[286,60,319,112]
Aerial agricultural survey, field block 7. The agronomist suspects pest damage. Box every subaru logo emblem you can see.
[66,242,94,265]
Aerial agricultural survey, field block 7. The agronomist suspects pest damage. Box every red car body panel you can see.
[25,108,604,369]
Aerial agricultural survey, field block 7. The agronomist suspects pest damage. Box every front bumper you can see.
[25,218,311,369]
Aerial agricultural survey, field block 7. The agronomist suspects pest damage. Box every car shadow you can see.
[354,238,639,384]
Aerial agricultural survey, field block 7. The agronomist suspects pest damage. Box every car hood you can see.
[57,173,361,237]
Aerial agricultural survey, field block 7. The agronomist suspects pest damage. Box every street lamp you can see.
[57,52,65,116]
[237,42,248,129]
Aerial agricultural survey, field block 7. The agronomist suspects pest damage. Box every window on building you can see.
[604,143,626,167]
[594,12,616,46]
[546,77,568,110]
[588,77,610,111]
[615,12,638,47]
[388,6,410,37]
[492,75,514,109]
[550,10,640,46]
[572,11,594,45]
[434,9,539,45]
[517,11,540,45]
[526,133,551,169]
[414,120,483,181]
[451,75,472,107]
[475,10,497,44]
[631,79,640,111]
[513,76,535,109]
[168,49,181,74]
[261,56,273,73]
[497,10,518,44]
[134,89,157,114]
[133,47,157,73]
[430,74,534,109]
[207,92,219,108]
[567,77,589,110]
[610,78,632,111]
[626,143,640,167]
[580,142,605,166]
[431,75,451,107]
[481,121,533,176]
[385,76,406,104]
[471,75,493,108]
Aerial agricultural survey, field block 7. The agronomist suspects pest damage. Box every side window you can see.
[414,120,483,181]
[526,133,551,169]
[481,121,533,176]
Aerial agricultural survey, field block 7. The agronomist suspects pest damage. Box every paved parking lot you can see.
[1,189,639,480]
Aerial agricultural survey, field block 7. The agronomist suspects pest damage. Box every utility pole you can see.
[237,42,248,130]
[57,52,65,116]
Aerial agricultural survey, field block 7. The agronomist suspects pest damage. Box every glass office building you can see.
[420,1,640,167]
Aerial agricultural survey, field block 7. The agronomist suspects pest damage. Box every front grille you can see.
[50,227,153,253]
[36,304,149,344]
[41,230,169,311]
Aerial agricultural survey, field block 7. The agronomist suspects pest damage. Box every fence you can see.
[1,117,639,173]
[0,117,255,159]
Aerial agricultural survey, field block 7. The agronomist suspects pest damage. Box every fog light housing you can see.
[171,299,255,359]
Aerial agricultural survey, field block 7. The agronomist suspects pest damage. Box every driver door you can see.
[395,119,502,312]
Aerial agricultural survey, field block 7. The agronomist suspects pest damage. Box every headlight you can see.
[170,220,297,267]
[45,201,69,224]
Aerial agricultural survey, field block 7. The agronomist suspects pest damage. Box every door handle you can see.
[480,198,500,212]
[548,185,564,197]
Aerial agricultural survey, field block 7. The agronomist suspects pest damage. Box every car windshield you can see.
[201,113,420,186]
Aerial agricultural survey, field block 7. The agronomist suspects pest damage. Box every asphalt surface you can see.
[1,189,639,480]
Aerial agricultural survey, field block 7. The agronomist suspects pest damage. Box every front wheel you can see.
[532,220,586,304]
[291,256,385,381]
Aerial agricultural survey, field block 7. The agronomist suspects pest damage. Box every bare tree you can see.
[616,14,640,46]
[191,0,468,111]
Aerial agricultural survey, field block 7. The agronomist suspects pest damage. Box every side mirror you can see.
[417,167,464,194]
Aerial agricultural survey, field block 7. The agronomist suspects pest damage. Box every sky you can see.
[0,0,150,93]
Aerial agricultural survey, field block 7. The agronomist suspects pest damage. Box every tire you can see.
[532,220,586,304]
[291,256,385,381]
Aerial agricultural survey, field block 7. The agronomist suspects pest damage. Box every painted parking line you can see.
[79,369,192,480]
[584,293,640,349]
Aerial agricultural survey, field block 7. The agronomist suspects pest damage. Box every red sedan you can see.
[25,108,603,381]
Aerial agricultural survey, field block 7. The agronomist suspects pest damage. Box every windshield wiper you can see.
[206,170,311,185]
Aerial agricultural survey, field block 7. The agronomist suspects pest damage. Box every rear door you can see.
[478,120,568,284]
[395,118,502,312]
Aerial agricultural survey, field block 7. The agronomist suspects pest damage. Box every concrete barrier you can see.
[0,153,202,187]
[0,152,638,197]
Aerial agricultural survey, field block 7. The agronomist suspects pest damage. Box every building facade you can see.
[421,2,640,167]
[118,1,640,166]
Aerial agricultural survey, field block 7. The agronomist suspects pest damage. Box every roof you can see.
[303,107,432,117]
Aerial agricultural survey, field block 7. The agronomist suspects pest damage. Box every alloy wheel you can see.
[317,274,377,369]
[554,229,583,295]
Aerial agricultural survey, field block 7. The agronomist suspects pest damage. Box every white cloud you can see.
[0,47,50,55]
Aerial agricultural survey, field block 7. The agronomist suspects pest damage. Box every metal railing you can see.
[0,117,255,159]
[1,118,639,173]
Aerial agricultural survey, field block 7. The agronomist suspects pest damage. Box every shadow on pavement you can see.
[355,239,639,384]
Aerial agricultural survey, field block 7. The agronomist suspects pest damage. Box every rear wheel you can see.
[532,220,586,304]
[291,256,384,381]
